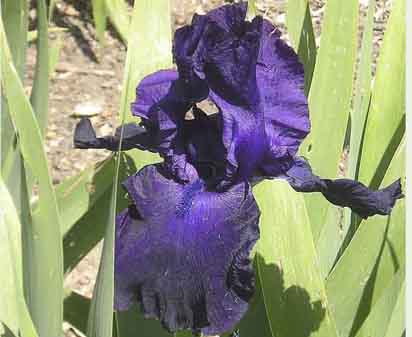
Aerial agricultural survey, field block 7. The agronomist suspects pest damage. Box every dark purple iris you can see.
[74,3,402,335]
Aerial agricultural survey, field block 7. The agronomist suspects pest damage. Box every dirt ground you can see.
[23,0,393,335]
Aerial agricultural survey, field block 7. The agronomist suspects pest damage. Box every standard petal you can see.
[273,157,403,219]
[257,20,310,166]
[115,164,260,334]
[174,3,310,186]
[131,69,199,182]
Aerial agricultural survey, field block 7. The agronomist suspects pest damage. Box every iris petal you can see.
[131,69,200,182]
[257,20,310,168]
[115,164,260,334]
[73,117,154,152]
[275,157,403,219]
[174,3,310,186]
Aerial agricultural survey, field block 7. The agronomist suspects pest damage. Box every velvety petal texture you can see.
[173,3,310,185]
[72,3,404,335]
[73,117,152,152]
[277,157,403,219]
[115,164,260,335]
[131,69,197,182]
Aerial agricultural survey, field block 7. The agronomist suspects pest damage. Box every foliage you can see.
[0,0,405,337]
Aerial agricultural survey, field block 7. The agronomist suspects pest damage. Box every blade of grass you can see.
[246,0,256,20]
[27,27,67,42]
[0,178,22,336]
[49,32,63,77]
[348,0,375,180]
[1,0,28,78]
[326,139,405,337]
[1,0,28,217]
[286,0,317,94]
[56,157,115,236]
[354,270,404,337]
[48,0,56,21]
[357,0,405,189]
[92,0,107,43]
[1,19,63,337]
[0,178,40,337]
[318,0,376,279]
[86,123,124,337]
[115,306,173,337]
[383,282,405,337]
[254,180,339,337]
[300,0,358,241]
[85,139,119,337]
[64,291,91,336]
[118,0,172,125]
[104,0,130,44]
[30,0,49,136]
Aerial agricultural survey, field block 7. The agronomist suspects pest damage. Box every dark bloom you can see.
[115,165,259,335]
[74,2,402,334]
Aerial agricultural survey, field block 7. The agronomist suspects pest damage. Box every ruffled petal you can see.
[131,69,198,182]
[174,3,310,186]
[204,16,266,187]
[115,164,260,334]
[257,20,310,167]
[273,157,403,219]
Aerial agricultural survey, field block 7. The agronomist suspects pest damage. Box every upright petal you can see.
[115,164,260,335]
[131,69,197,182]
[257,20,310,172]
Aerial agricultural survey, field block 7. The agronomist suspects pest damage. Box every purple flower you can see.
[115,165,259,335]
[73,2,402,334]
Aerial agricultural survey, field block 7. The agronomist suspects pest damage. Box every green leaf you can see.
[348,0,375,180]
[383,282,405,337]
[1,0,28,78]
[246,0,256,20]
[86,151,127,337]
[354,270,404,337]
[27,27,67,42]
[0,177,39,337]
[104,0,130,44]
[0,179,22,336]
[92,0,107,43]
[48,0,57,21]
[300,0,358,241]
[1,19,63,337]
[30,0,49,136]
[326,139,405,337]
[357,0,405,189]
[320,0,378,279]
[115,306,173,337]
[1,0,28,218]
[286,0,317,94]
[64,291,91,336]
[254,180,339,337]
[49,33,63,77]
[118,0,172,125]
[56,157,115,236]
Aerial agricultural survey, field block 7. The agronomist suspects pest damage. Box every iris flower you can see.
[74,3,402,335]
